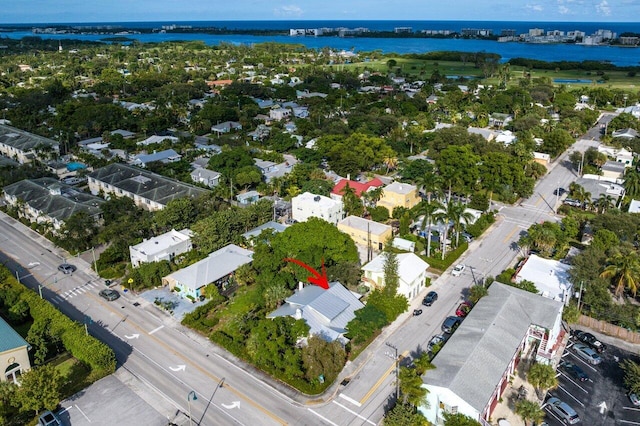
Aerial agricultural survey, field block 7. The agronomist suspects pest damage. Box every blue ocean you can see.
[2,20,640,66]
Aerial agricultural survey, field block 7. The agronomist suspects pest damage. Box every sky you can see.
[2,0,640,24]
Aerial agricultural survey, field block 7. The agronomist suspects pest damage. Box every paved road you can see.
[0,114,618,426]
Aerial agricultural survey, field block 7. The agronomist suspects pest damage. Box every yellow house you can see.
[378,182,421,214]
[0,317,31,384]
[338,216,392,251]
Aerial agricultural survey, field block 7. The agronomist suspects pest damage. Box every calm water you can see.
[2,20,640,66]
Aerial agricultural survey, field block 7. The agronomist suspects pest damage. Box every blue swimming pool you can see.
[66,162,87,172]
[554,79,593,84]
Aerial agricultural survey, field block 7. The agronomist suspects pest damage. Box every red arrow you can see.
[284,258,329,290]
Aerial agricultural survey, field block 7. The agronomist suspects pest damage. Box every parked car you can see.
[561,361,589,382]
[629,392,640,407]
[427,334,447,352]
[455,301,473,317]
[451,264,466,277]
[563,198,582,208]
[422,291,438,306]
[573,330,607,353]
[441,316,462,334]
[99,288,120,301]
[38,410,62,426]
[546,397,580,424]
[461,232,473,243]
[573,343,602,365]
[553,187,567,196]
[57,263,76,274]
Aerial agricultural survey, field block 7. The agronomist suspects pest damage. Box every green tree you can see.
[416,200,443,258]
[527,362,558,395]
[345,304,388,344]
[13,364,62,415]
[301,336,346,384]
[153,197,198,232]
[600,250,640,297]
[443,412,482,426]
[624,169,640,199]
[383,402,428,426]
[446,202,475,247]
[515,399,545,426]
[399,366,428,407]
[621,359,640,395]
[341,183,364,217]
[468,285,489,304]
[55,211,99,253]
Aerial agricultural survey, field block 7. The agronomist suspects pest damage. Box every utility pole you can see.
[91,246,98,275]
[386,342,400,401]
[577,281,584,311]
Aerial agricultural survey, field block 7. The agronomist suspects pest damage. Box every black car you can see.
[58,263,77,274]
[573,330,607,353]
[422,291,438,306]
[99,289,120,301]
[553,187,567,196]
[561,360,589,382]
[441,316,462,334]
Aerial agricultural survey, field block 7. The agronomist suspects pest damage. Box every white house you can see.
[514,254,573,304]
[269,107,291,121]
[362,252,429,300]
[137,135,178,146]
[162,244,253,300]
[291,192,345,225]
[267,281,364,344]
[419,283,565,425]
[190,168,221,188]
[129,229,193,267]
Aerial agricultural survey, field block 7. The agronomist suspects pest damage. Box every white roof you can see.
[515,254,572,302]
[130,229,192,257]
[629,199,640,214]
[338,216,391,236]
[166,244,253,291]
[384,181,416,195]
[362,252,429,286]
[138,135,179,146]
[293,192,341,209]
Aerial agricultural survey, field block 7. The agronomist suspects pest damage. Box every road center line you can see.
[148,325,164,335]
[360,350,409,404]
[332,400,375,425]
[502,225,519,244]
[307,408,339,426]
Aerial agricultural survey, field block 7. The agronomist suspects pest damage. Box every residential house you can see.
[88,163,209,211]
[296,89,328,99]
[236,190,261,206]
[248,124,271,141]
[269,108,291,121]
[0,317,31,383]
[598,145,634,167]
[575,177,625,201]
[362,252,429,300]
[467,127,496,142]
[267,281,364,344]
[132,149,182,167]
[254,159,277,175]
[392,237,415,252]
[137,135,179,146]
[337,216,393,252]
[211,121,242,135]
[3,178,104,231]
[241,221,289,246]
[612,128,638,139]
[601,160,626,182]
[129,228,193,267]
[163,244,253,300]
[489,113,513,128]
[533,152,550,167]
[378,182,421,214]
[330,178,384,201]
[253,98,274,109]
[514,254,573,304]
[419,283,565,425]
[0,124,60,164]
[629,199,640,213]
[291,192,345,225]
[190,168,221,188]
[495,130,517,145]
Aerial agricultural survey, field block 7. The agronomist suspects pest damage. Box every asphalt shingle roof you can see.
[0,124,59,153]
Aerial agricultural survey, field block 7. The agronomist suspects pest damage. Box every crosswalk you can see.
[51,281,100,304]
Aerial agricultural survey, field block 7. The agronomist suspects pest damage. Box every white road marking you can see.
[75,404,91,422]
[339,393,362,407]
[557,385,585,407]
[623,406,640,412]
[619,421,640,425]
[332,400,375,425]
[148,325,164,335]
[307,408,339,426]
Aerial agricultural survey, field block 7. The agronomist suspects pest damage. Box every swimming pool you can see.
[553,78,593,84]
[66,162,87,172]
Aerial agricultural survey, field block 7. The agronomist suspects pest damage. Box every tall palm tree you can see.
[446,202,475,247]
[414,172,442,203]
[527,363,558,395]
[596,193,615,214]
[515,400,545,426]
[600,250,640,297]
[624,169,640,199]
[416,200,443,258]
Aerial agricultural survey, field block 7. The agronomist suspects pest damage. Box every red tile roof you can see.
[331,178,384,198]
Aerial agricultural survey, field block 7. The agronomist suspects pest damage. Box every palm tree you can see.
[600,250,640,297]
[416,200,443,258]
[515,400,545,426]
[527,363,558,396]
[446,202,475,247]
[398,366,428,408]
[414,172,442,203]
[624,169,640,199]
[596,193,615,214]
[383,156,399,174]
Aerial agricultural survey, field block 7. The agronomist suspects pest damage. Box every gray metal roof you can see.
[424,283,562,413]
[0,124,59,153]
[88,163,209,207]
[241,221,288,240]
[3,177,104,222]
[0,316,30,353]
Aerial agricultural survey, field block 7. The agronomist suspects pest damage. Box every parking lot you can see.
[543,334,640,425]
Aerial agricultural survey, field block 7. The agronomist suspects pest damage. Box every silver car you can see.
[546,397,580,424]
[573,343,602,365]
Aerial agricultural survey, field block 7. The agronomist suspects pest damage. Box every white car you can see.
[630,392,640,407]
[452,264,466,277]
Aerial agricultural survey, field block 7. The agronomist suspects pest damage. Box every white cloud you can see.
[596,0,611,15]
[274,5,303,17]
[559,5,570,13]
[526,3,544,11]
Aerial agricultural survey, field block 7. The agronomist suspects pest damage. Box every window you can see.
[5,363,22,384]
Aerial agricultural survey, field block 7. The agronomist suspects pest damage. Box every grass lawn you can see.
[52,354,92,397]
[213,284,264,330]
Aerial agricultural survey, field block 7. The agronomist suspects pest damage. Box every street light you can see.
[385,342,400,402]
[187,390,197,426]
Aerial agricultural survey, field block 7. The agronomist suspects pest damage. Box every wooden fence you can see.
[577,314,640,344]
